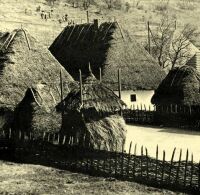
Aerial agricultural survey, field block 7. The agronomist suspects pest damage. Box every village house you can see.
[151,53,200,127]
[49,20,166,108]
[0,29,75,133]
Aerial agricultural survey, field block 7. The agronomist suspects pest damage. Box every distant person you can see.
[44,13,47,21]
[64,14,68,22]
[41,11,44,19]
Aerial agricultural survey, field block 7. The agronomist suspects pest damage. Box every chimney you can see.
[186,52,200,73]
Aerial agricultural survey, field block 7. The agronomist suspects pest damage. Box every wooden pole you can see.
[99,67,102,82]
[184,149,189,187]
[161,150,165,183]
[86,10,89,23]
[175,149,182,184]
[127,141,132,176]
[190,154,194,187]
[118,69,122,99]
[79,69,83,106]
[169,147,176,183]
[147,21,151,54]
[60,69,64,102]
[155,145,159,181]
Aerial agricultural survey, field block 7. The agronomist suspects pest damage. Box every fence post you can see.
[120,140,125,177]
[140,145,143,177]
[62,135,66,145]
[161,150,166,183]
[132,144,137,178]
[145,147,149,179]
[190,154,194,187]
[126,141,132,177]
[19,130,22,140]
[175,149,182,184]
[43,132,46,141]
[198,161,200,189]
[115,141,118,177]
[47,133,50,142]
[184,149,189,187]
[168,147,176,183]
[155,145,159,181]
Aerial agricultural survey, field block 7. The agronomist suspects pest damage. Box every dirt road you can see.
[125,124,200,162]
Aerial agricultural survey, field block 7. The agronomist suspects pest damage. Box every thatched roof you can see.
[57,72,127,151]
[57,72,126,114]
[0,29,75,112]
[13,83,65,134]
[50,21,166,90]
[151,65,200,106]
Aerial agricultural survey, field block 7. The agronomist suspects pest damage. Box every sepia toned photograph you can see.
[0,0,200,194]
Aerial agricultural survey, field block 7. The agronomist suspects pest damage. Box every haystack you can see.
[49,21,166,90]
[151,65,200,106]
[57,71,127,151]
[0,29,75,131]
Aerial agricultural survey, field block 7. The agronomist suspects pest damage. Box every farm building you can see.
[151,64,200,127]
[49,20,166,105]
[56,69,127,151]
[12,83,70,137]
[151,65,200,112]
[0,29,75,132]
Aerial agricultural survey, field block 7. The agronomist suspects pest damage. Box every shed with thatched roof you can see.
[49,20,166,91]
[151,65,200,111]
[13,83,69,137]
[0,29,75,131]
[56,70,127,151]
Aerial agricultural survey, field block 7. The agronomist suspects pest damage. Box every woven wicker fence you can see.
[0,130,200,194]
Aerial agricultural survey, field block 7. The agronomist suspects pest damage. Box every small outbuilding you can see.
[151,65,200,112]
[57,70,127,151]
[13,83,69,137]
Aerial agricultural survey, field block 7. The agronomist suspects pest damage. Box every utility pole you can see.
[147,21,151,54]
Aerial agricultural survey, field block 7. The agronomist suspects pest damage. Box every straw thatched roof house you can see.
[0,29,74,131]
[57,71,127,151]
[13,83,67,136]
[49,21,165,91]
[151,65,200,109]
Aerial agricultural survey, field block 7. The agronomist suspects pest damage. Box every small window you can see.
[130,94,136,102]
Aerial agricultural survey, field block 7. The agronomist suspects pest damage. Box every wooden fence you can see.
[123,104,200,129]
[0,130,200,194]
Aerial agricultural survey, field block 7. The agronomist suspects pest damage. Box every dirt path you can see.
[125,124,200,162]
[0,161,187,195]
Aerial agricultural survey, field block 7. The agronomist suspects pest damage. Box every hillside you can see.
[1,0,200,48]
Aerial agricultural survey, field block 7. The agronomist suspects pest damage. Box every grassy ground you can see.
[0,160,187,195]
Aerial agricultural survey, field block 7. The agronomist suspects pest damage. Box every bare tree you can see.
[151,16,174,69]
[151,16,199,69]
[169,24,199,69]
